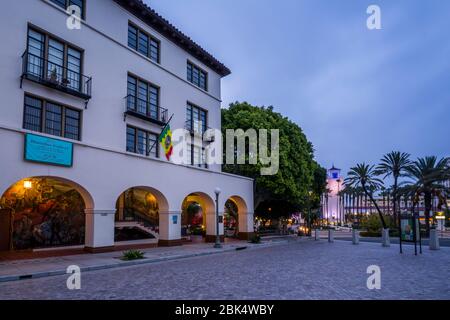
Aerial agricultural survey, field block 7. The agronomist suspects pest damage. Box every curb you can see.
[0,239,291,283]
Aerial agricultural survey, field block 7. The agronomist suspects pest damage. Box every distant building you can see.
[321,165,344,224]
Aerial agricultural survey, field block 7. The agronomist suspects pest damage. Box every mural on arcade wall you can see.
[121,188,159,228]
[0,178,85,251]
[181,201,204,236]
[224,199,238,238]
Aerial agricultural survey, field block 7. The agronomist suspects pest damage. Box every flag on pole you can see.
[160,124,173,160]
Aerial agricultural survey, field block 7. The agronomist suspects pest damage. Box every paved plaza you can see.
[0,239,448,300]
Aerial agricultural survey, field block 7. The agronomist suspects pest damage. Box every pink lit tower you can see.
[322,165,344,225]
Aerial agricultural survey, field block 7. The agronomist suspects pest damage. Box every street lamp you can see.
[308,191,313,236]
[214,187,222,248]
[23,180,32,190]
[336,179,341,225]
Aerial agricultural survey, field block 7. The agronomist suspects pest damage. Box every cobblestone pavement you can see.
[0,240,448,300]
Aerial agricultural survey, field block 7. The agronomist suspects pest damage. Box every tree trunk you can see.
[392,177,398,228]
[362,185,387,229]
[424,191,432,237]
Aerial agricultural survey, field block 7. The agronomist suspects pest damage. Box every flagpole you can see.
[147,114,174,156]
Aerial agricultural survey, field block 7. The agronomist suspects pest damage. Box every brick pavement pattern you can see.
[0,240,448,300]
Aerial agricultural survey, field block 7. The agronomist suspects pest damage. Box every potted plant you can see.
[48,68,58,84]
[61,78,70,87]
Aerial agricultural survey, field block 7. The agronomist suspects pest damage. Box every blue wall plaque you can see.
[24,134,74,167]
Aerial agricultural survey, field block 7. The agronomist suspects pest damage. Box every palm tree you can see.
[376,151,411,227]
[345,163,387,229]
[406,156,449,235]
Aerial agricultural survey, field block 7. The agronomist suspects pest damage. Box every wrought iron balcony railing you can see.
[185,120,214,143]
[124,94,168,125]
[21,51,92,103]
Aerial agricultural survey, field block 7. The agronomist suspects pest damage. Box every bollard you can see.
[381,228,390,247]
[328,229,334,243]
[352,228,359,245]
[314,229,320,241]
[429,229,440,250]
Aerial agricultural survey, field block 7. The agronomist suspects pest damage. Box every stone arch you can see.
[114,186,169,242]
[226,195,253,240]
[0,176,94,210]
[180,192,216,242]
[224,195,248,238]
[0,176,94,251]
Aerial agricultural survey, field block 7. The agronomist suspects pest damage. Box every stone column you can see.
[352,228,359,245]
[429,229,440,250]
[117,194,125,221]
[314,229,320,241]
[328,229,334,243]
[382,228,390,247]
[238,211,255,240]
[158,211,182,247]
[84,209,115,253]
[205,210,224,243]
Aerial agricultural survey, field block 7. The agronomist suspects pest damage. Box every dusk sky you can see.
[147,0,449,174]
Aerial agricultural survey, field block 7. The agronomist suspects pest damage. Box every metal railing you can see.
[125,94,168,124]
[185,119,211,136]
[21,50,92,99]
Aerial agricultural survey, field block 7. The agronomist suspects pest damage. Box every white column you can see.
[158,211,182,246]
[206,210,224,242]
[85,209,115,252]
[238,211,255,240]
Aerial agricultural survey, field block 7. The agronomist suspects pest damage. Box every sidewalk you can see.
[0,237,296,283]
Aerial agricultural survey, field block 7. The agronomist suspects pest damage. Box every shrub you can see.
[360,231,381,237]
[122,249,145,261]
[359,229,399,237]
[360,214,395,233]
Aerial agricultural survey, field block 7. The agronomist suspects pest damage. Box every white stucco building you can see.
[0,0,254,254]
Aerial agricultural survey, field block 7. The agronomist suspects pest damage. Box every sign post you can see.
[399,210,422,256]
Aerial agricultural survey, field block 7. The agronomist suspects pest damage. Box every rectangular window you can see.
[138,32,149,57]
[23,96,43,132]
[64,108,81,140]
[23,95,81,141]
[128,25,138,51]
[126,126,136,153]
[45,102,62,137]
[126,126,158,158]
[49,0,85,19]
[128,22,160,63]
[127,75,160,120]
[27,28,83,91]
[27,29,45,78]
[186,143,207,168]
[186,102,208,135]
[187,62,207,91]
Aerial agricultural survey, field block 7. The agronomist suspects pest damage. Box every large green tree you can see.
[222,102,322,217]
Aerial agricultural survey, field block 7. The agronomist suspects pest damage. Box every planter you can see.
[381,228,390,247]
[352,228,359,245]
[429,229,440,250]
[328,229,334,243]
[314,229,320,241]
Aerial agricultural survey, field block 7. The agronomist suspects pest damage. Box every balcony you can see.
[124,95,168,126]
[21,51,92,104]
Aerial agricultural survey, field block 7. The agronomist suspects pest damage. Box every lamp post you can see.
[308,191,313,236]
[214,187,222,248]
[336,179,341,225]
